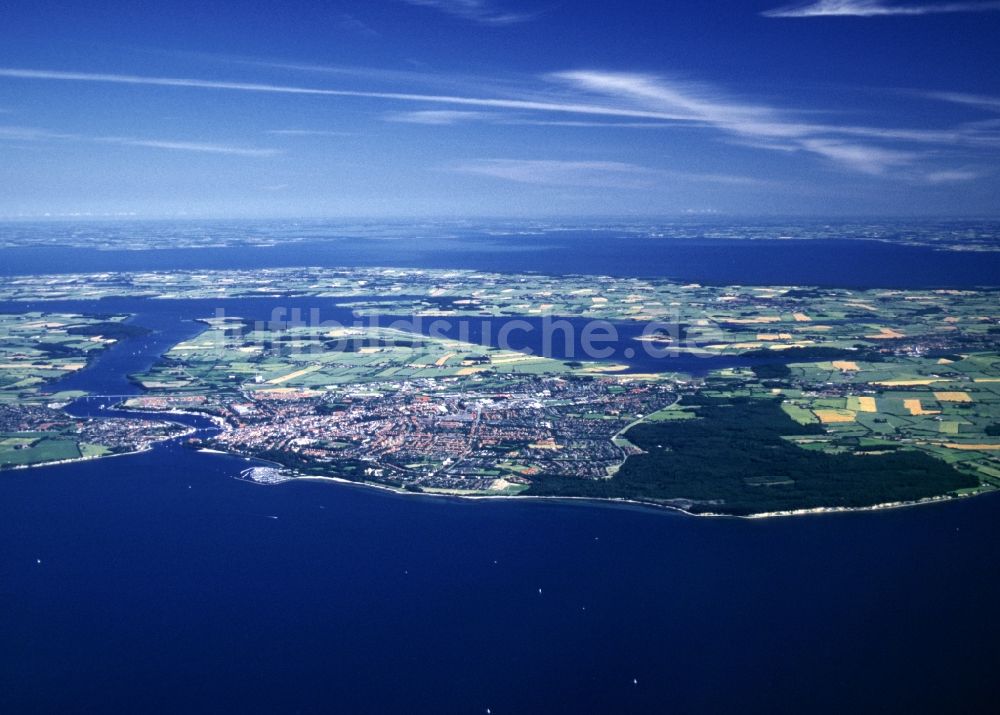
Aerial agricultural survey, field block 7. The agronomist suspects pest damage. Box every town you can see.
[132,375,678,493]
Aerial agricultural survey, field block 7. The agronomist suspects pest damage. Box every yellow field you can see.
[490,354,545,365]
[770,342,816,350]
[456,366,489,376]
[865,327,905,339]
[934,391,973,403]
[706,342,764,350]
[267,364,324,385]
[832,361,860,372]
[904,399,941,416]
[815,409,856,424]
[581,364,628,373]
[756,333,793,341]
[0,362,84,371]
[434,352,455,367]
[857,396,877,413]
[792,312,811,322]
[943,443,1000,451]
[873,379,945,387]
[723,316,781,324]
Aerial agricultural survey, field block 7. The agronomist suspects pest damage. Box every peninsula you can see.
[2,266,996,515]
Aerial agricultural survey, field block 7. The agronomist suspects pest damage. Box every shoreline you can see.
[7,408,992,520]
[1,421,198,473]
[8,395,990,520]
[268,470,992,521]
[4,440,162,472]
[111,404,230,431]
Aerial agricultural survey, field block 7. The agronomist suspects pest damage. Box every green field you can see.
[0,311,130,402]
[0,436,80,467]
[133,321,636,393]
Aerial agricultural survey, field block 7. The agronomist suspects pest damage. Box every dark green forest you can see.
[526,395,976,515]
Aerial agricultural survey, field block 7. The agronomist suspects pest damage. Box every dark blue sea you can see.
[2,228,999,713]
[3,445,999,714]
[2,229,1000,288]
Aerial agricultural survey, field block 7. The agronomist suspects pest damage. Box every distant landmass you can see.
[2,251,996,516]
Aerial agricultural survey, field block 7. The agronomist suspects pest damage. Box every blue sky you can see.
[1,0,999,218]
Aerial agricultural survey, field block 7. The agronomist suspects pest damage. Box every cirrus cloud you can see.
[384,109,493,124]
[451,159,768,189]
[399,0,536,25]
[1,65,994,178]
[0,124,278,156]
[763,1,1000,18]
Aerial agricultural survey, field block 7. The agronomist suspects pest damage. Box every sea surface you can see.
[2,231,999,714]
[1,231,999,287]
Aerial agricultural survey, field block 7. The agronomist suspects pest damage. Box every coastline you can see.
[112,405,230,432]
[1,422,198,473]
[11,400,989,521]
[104,399,993,521]
[6,296,991,520]
[25,440,969,523]
[4,440,161,472]
[278,470,991,521]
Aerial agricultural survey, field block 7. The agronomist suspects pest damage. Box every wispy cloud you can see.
[0,125,74,141]
[549,70,999,174]
[501,119,687,129]
[98,138,278,156]
[923,168,986,182]
[266,129,354,137]
[399,0,535,25]
[796,138,918,174]
[763,1,1000,18]
[1,66,994,177]
[337,13,380,37]
[0,67,694,122]
[453,159,661,188]
[0,124,277,156]
[452,159,767,188]
[385,109,492,124]
[924,91,1000,113]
